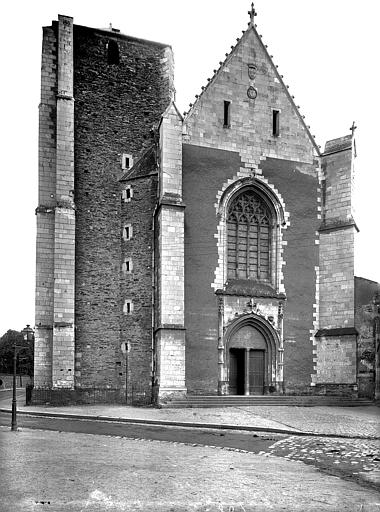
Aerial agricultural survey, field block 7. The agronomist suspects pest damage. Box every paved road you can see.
[1,411,379,492]
[0,411,282,452]
[3,427,380,512]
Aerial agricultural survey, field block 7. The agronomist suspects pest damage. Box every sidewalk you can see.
[0,390,378,438]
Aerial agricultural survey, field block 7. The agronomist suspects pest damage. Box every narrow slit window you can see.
[272,110,280,136]
[123,300,133,314]
[122,186,133,202]
[123,224,132,240]
[223,101,231,127]
[107,40,120,65]
[122,154,133,170]
[122,258,133,273]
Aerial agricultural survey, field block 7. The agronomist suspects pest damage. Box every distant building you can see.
[33,7,378,405]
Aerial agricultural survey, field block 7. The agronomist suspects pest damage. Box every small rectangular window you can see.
[223,101,231,127]
[123,299,133,314]
[122,186,133,202]
[272,110,280,136]
[123,224,132,240]
[122,258,133,273]
[122,154,133,170]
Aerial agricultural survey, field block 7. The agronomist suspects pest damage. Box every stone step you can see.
[162,395,374,408]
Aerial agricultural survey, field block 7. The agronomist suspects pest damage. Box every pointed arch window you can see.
[227,190,272,281]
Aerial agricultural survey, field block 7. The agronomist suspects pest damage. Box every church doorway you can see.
[229,348,245,394]
[226,322,271,396]
[228,347,265,395]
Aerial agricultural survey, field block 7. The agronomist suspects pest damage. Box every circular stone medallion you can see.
[247,86,258,99]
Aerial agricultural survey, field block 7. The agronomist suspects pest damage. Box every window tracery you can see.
[227,190,272,281]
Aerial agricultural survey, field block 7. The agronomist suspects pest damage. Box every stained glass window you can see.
[227,190,271,280]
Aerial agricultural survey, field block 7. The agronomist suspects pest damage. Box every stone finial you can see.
[248,2,257,25]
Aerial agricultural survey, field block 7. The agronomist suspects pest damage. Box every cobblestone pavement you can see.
[265,435,380,490]
[235,405,380,438]
[1,426,380,512]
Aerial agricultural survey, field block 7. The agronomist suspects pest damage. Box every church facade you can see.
[34,9,373,405]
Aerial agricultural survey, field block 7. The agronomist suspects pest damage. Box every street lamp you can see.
[11,324,34,431]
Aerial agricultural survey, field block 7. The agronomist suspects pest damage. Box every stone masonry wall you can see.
[318,227,355,329]
[34,24,57,387]
[159,104,183,200]
[184,26,316,169]
[182,23,318,395]
[322,139,354,225]
[52,16,75,389]
[73,25,172,390]
[355,277,380,398]
[314,335,357,384]
[315,142,356,388]
[120,175,157,399]
[154,105,186,400]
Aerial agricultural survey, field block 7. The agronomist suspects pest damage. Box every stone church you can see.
[33,6,379,405]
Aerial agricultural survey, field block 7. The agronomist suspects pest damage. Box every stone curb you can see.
[1,407,379,440]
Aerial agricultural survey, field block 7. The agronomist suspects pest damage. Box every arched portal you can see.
[224,314,280,395]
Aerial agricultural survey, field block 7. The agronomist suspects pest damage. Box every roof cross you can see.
[248,3,257,24]
[350,121,357,135]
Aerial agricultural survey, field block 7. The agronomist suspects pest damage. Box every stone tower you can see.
[34,15,174,402]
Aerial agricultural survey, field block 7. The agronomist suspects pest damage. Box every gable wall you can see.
[184,28,315,167]
[183,26,319,394]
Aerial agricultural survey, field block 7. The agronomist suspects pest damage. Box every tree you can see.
[0,329,34,377]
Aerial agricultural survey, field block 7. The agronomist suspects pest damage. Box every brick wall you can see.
[183,145,241,394]
[261,159,318,392]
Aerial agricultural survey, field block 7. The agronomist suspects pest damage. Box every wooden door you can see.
[249,350,264,394]
[229,348,245,395]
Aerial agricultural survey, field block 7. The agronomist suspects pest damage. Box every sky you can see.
[1,0,379,335]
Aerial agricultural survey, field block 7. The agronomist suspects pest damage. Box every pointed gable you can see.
[184,16,318,165]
